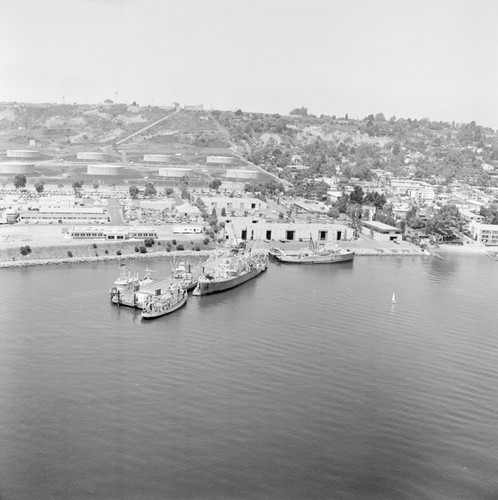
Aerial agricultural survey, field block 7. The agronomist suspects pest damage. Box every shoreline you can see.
[0,247,428,269]
[0,242,493,270]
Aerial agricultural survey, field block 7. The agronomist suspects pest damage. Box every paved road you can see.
[115,108,179,146]
[107,199,125,225]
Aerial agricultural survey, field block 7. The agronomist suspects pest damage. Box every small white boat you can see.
[141,284,188,320]
[392,292,396,304]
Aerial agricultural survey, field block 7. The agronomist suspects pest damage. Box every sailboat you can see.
[391,292,396,304]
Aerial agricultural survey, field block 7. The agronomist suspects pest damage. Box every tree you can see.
[349,186,364,205]
[14,174,26,190]
[144,182,157,198]
[92,179,101,190]
[34,181,45,193]
[164,187,174,196]
[221,207,226,217]
[72,180,84,196]
[129,185,139,199]
[289,107,308,117]
[209,178,222,191]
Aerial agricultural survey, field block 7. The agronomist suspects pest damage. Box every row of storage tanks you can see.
[1,150,254,178]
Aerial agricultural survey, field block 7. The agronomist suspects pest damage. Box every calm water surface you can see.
[1,253,498,499]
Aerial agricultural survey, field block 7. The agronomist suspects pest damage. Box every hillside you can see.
[1,103,498,192]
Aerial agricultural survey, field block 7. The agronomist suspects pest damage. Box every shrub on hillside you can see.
[194,245,201,251]
[134,246,139,253]
[139,245,147,253]
[92,243,97,249]
[67,251,73,258]
[203,237,209,245]
[176,243,184,251]
[172,239,177,245]
[144,237,155,248]
[116,250,122,256]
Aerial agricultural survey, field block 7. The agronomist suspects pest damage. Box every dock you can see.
[111,262,204,309]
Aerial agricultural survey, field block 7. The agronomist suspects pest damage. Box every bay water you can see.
[0,253,497,499]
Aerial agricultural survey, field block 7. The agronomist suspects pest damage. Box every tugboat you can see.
[141,284,188,320]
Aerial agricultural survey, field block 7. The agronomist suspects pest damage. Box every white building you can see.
[225,219,353,243]
[468,221,498,246]
[362,221,402,242]
[69,225,157,240]
[19,207,108,224]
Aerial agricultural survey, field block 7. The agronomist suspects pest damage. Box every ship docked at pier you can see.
[192,249,268,296]
[141,284,188,320]
[270,238,355,264]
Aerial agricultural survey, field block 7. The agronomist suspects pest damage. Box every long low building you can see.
[19,207,108,223]
[226,219,353,243]
[69,226,157,240]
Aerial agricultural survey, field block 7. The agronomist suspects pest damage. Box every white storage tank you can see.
[144,154,171,163]
[77,152,108,161]
[87,164,124,176]
[0,162,35,174]
[158,167,192,178]
[6,150,40,159]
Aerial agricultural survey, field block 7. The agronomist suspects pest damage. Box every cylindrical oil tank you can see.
[87,164,124,176]
[6,150,40,159]
[77,152,108,161]
[0,162,35,174]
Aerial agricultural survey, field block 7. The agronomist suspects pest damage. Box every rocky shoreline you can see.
[0,246,433,269]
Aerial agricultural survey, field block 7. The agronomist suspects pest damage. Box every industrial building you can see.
[77,152,108,161]
[19,207,108,224]
[0,162,35,174]
[362,221,402,242]
[87,164,124,176]
[68,226,157,240]
[6,150,40,159]
[226,219,353,243]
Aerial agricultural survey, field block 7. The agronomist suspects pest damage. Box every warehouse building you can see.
[19,207,108,224]
[226,219,353,243]
[68,225,157,240]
